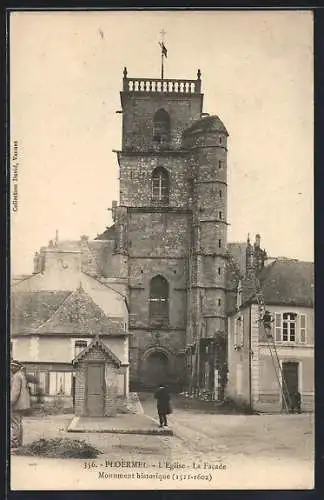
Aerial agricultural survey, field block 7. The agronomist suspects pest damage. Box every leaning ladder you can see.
[252,274,291,413]
[226,251,291,413]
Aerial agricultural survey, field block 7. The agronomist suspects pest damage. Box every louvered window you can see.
[300,314,307,343]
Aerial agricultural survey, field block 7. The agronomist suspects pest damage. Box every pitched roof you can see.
[73,337,121,366]
[11,287,127,337]
[246,259,314,308]
[11,291,71,333]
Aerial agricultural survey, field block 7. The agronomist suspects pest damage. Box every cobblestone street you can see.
[10,393,314,491]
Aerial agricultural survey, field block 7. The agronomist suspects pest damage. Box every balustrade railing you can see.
[122,67,202,94]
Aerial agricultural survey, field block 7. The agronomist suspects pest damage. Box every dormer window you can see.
[153,108,170,144]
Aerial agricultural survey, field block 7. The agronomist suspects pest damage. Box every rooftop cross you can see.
[159,29,167,80]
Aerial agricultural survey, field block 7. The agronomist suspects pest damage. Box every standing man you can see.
[154,384,171,428]
[11,360,31,450]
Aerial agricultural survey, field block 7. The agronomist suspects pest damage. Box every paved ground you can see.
[140,393,314,460]
[10,393,314,491]
[68,413,173,435]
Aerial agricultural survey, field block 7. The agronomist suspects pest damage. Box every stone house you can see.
[11,238,129,406]
[226,258,314,413]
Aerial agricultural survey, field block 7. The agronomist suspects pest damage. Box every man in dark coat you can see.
[154,384,171,427]
[11,360,31,450]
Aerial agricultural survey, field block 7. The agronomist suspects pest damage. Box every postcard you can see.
[9,9,314,491]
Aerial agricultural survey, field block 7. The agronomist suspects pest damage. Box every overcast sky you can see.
[10,10,313,275]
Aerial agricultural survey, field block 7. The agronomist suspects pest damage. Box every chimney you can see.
[33,252,40,274]
[255,234,261,248]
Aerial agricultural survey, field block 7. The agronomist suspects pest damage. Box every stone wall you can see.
[121,93,203,151]
[118,154,193,209]
[74,347,125,417]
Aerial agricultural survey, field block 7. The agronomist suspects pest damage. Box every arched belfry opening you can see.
[149,275,169,325]
[151,167,170,205]
[153,108,171,143]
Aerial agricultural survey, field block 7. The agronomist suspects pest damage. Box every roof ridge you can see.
[82,271,127,301]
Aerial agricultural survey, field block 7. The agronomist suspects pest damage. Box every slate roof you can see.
[11,291,71,333]
[245,259,314,308]
[183,115,229,136]
[11,287,127,337]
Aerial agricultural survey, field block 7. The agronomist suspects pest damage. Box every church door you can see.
[143,351,169,389]
[86,363,105,416]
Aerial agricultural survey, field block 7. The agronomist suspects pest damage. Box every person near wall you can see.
[290,391,301,414]
[10,360,31,450]
[154,384,172,428]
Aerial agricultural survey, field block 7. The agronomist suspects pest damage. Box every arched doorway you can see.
[142,350,170,389]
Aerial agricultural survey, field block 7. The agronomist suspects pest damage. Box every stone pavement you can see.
[141,393,315,461]
[9,395,315,491]
[67,413,173,435]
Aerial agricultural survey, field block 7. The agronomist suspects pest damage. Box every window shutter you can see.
[49,372,57,395]
[233,318,238,345]
[38,371,47,393]
[64,372,72,396]
[275,313,282,341]
[300,314,307,343]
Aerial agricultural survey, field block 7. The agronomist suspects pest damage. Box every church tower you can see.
[114,65,229,391]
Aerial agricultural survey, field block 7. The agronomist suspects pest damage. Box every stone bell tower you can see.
[114,67,205,390]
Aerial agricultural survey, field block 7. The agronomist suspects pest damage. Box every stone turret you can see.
[182,114,229,341]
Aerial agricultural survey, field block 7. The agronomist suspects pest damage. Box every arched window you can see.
[153,108,171,143]
[149,275,169,325]
[152,167,169,204]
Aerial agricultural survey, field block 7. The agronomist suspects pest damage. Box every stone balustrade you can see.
[122,68,202,94]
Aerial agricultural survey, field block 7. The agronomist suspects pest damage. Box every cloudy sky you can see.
[10,10,313,274]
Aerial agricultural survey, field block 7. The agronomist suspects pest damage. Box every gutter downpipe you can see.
[248,304,253,411]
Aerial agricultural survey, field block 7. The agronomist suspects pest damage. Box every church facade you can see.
[96,69,229,391]
[11,66,314,409]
